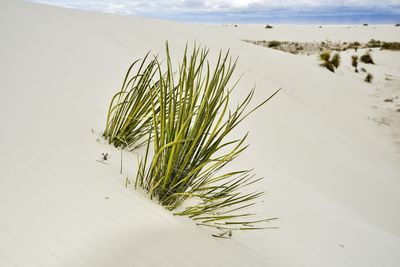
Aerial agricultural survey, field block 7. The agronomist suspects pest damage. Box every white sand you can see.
[1,0,400,266]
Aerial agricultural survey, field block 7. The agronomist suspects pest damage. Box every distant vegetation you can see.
[268,40,281,47]
[265,24,273,29]
[351,55,359,72]
[319,51,340,72]
[365,39,381,48]
[246,38,400,56]
[331,53,341,69]
[381,42,400,50]
[359,39,400,51]
[347,41,360,51]
[360,52,374,64]
[365,73,373,83]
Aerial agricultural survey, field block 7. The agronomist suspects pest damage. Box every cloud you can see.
[30,0,400,23]
[181,0,206,8]
[32,0,399,12]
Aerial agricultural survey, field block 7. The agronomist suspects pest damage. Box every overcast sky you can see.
[31,0,400,23]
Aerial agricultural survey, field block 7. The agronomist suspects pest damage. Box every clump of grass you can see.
[268,40,281,48]
[319,51,340,72]
[135,44,279,230]
[366,39,381,48]
[319,51,332,71]
[104,54,160,149]
[331,53,340,68]
[351,55,359,73]
[360,52,374,64]
[347,42,360,51]
[381,42,400,50]
[365,73,373,83]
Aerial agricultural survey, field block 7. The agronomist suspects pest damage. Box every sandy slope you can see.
[1,0,400,266]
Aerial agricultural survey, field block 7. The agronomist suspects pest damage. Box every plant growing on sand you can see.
[347,41,361,52]
[103,54,160,149]
[351,55,359,72]
[319,51,340,72]
[360,52,374,64]
[347,42,360,52]
[365,73,373,83]
[381,42,400,51]
[135,44,280,230]
[331,53,340,69]
[366,39,381,48]
[268,40,281,48]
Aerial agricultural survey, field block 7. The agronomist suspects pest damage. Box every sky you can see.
[30,0,400,24]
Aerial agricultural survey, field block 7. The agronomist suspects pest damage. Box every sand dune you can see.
[1,0,400,266]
